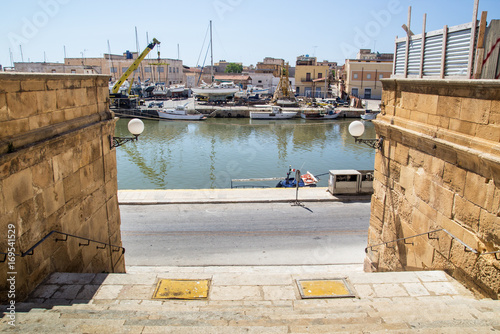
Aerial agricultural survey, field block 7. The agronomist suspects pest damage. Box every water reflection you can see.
[115,118,376,189]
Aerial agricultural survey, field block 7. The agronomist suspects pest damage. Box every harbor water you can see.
[115,117,377,190]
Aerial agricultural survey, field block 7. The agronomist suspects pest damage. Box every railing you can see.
[365,228,500,260]
[0,230,125,267]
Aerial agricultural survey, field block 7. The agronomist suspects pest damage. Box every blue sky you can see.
[1,0,499,68]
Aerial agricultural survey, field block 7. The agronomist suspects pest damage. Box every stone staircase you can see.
[1,265,500,333]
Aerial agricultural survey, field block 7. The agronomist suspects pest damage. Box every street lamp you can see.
[348,121,383,150]
[110,118,144,149]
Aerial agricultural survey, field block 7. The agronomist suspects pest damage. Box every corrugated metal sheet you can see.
[394,41,406,75]
[407,39,422,76]
[422,34,443,77]
[445,28,472,76]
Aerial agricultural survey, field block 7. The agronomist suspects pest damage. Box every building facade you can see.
[294,55,335,98]
[344,49,393,100]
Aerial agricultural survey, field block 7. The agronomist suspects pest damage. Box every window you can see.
[364,88,372,99]
[353,73,358,79]
[296,87,300,95]
[258,80,262,83]
[352,88,358,97]
[158,67,164,72]
[176,67,179,73]
[122,67,128,73]
[379,74,384,80]
[169,67,172,73]
[71,69,76,74]
[110,67,117,73]
[304,87,312,97]
[318,73,322,79]
[145,67,151,73]
[51,69,56,73]
[306,73,311,81]
[366,74,371,79]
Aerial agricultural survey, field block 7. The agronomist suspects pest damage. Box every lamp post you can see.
[348,121,383,150]
[110,118,144,149]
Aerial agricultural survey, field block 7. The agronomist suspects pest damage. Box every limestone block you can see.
[413,237,435,268]
[415,197,438,222]
[36,90,57,114]
[79,164,94,193]
[485,184,500,215]
[21,79,46,92]
[408,148,425,168]
[478,209,500,246]
[89,204,108,241]
[63,172,82,204]
[52,150,75,181]
[475,124,500,142]
[0,79,21,93]
[460,98,491,125]
[56,88,76,109]
[443,162,466,196]
[416,94,438,115]
[32,160,53,190]
[430,182,454,219]
[42,181,65,217]
[86,86,97,103]
[3,168,33,210]
[393,143,409,166]
[413,171,431,203]
[395,106,411,119]
[50,110,66,124]
[400,91,419,111]
[453,195,481,231]
[437,95,461,119]
[73,88,87,107]
[427,114,450,129]
[464,171,490,208]
[411,206,430,234]
[0,93,7,122]
[6,91,39,120]
[490,100,500,125]
[46,79,65,90]
[448,119,477,137]
[28,113,52,131]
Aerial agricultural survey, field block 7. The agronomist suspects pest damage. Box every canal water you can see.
[115,117,376,190]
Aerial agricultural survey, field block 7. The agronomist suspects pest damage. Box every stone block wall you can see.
[0,73,125,302]
[368,78,500,299]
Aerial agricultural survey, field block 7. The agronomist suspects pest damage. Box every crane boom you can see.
[111,38,160,94]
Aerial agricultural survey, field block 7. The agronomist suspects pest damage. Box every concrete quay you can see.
[2,265,500,333]
[117,187,371,205]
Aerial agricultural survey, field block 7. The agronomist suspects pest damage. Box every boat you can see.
[158,103,206,121]
[360,110,379,120]
[276,166,319,188]
[191,81,240,98]
[301,107,341,120]
[250,106,297,120]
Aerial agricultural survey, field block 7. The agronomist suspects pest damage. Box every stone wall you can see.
[368,78,500,299]
[0,73,125,302]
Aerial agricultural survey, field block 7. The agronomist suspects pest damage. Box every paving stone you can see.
[373,283,409,298]
[210,286,262,301]
[212,273,293,286]
[403,282,431,296]
[423,282,458,295]
[93,285,123,299]
[46,272,96,285]
[75,285,100,300]
[415,270,450,282]
[348,271,420,284]
[262,285,297,300]
[100,273,158,285]
[29,284,59,299]
[117,285,155,300]
[352,284,375,298]
[51,284,83,300]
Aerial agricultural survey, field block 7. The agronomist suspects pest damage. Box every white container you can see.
[328,170,361,195]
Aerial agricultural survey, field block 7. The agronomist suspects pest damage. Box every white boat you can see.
[301,107,341,120]
[250,106,297,119]
[191,81,240,97]
[158,103,206,121]
[169,84,186,93]
[235,85,269,98]
[360,110,379,120]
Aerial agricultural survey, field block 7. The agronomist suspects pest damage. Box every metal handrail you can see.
[365,228,499,260]
[0,230,125,264]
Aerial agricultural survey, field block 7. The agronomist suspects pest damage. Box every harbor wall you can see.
[368,78,500,298]
[0,73,125,302]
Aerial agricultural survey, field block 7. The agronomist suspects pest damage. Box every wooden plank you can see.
[473,11,488,79]
[441,25,448,79]
[467,0,479,78]
[404,6,412,78]
[419,13,427,78]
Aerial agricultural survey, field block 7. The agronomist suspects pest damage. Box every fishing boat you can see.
[191,81,240,98]
[158,103,206,121]
[301,107,341,120]
[360,110,379,120]
[250,106,297,120]
[276,166,319,188]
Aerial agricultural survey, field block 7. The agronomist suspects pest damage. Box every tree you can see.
[225,63,243,73]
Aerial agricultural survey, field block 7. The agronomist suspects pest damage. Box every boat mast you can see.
[210,20,214,84]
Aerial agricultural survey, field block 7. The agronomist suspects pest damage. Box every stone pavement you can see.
[2,265,500,333]
[118,187,370,205]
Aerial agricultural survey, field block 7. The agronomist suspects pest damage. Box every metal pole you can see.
[210,20,214,83]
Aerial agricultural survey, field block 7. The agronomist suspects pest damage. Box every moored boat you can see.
[360,110,379,120]
[301,107,341,120]
[276,166,319,188]
[158,103,206,121]
[250,106,297,120]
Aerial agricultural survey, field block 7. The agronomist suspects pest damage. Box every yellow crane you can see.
[111,38,160,94]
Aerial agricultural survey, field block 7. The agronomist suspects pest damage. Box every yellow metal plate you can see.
[153,279,210,300]
[297,278,356,299]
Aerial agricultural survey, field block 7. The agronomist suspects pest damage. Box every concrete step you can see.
[1,266,500,333]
